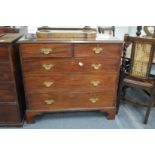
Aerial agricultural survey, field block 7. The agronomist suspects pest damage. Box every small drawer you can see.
[0,63,12,81]
[22,58,120,75]
[0,46,9,62]
[0,83,15,102]
[0,105,21,123]
[24,74,118,93]
[20,43,72,58]
[27,91,115,110]
[74,43,122,58]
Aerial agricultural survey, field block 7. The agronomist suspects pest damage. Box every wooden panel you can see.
[0,83,15,102]
[24,74,117,93]
[124,76,153,88]
[0,27,19,33]
[0,46,9,62]
[22,58,120,75]
[0,63,12,81]
[27,91,115,110]
[74,43,122,58]
[0,105,20,123]
[20,43,72,58]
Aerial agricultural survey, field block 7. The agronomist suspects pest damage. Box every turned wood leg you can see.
[122,86,128,99]
[144,100,154,124]
[116,79,126,114]
[144,91,155,124]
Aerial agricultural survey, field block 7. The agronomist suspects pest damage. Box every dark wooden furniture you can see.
[18,34,123,123]
[0,27,19,33]
[0,33,24,126]
[117,34,155,124]
[136,26,143,36]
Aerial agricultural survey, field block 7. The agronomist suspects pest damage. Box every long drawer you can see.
[0,83,15,102]
[22,58,120,75]
[20,43,73,58]
[24,74,118,93]
[0,63,12,81]
[27,91,115,110]
[0,46,9,62]
[74,43,122,58]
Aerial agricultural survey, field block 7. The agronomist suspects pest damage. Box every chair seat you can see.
[123,76,154,88]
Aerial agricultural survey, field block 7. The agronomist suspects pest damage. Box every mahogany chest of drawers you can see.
[18,36,123,123]
[0,33,24,126]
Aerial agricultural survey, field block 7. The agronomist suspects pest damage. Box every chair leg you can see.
[144,96,155,124]
[116,84,124,114]
[116,70,125,114]
[122,86,128,102]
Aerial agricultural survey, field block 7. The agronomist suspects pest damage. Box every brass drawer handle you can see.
[43,81,54,87]
[42,64,54,70]
[92,47,103,54]
[41,48,53,55]
[90,80,101,86]
[91,64,102,70]
[44,99,55,105]
[89,98,99,103]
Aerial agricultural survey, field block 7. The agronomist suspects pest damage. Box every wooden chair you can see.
[117,34,155,124]
[98,26,115,36]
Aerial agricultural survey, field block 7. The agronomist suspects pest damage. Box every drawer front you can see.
[0,63,12,81]
[0,105,20,123]
[0,46,9,62]
[74,43,122,58]
[24,74,118,93]
[20,43,72,58]
[27,91,115,110]
[0,83,15,102]
[22,58,120,75]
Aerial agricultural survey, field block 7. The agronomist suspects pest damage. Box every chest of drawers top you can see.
[0,33,22,61]
[0,33,22,44]
[18,34,123,44]
[18,35,123,58]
